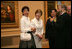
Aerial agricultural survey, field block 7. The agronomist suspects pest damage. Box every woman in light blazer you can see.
[19,6,36,48]
[31,9,44,48]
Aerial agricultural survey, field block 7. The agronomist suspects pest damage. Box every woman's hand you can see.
[31,28,36,33]
[36,34,43,39]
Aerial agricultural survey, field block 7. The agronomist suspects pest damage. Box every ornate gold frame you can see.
[1,1,19,28]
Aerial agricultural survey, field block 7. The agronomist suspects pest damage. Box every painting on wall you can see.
[1,1,19,28]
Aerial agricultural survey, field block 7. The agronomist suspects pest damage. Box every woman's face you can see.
[23,9,29,17]
[67,6,71,16]
[51,10,56,17]
[7,6,11,10]
[58,5,62,12]
[35,13,41,20]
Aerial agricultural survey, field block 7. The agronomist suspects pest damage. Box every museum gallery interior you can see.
[1,1,71,48]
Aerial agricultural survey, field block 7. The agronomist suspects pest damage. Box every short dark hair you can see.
[50,9,57,13]
[61,5,67,11]
[22,6,29,13]
[35,9,42,16]
[48,9,57,16]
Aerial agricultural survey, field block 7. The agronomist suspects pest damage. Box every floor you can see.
[42,35,49,48]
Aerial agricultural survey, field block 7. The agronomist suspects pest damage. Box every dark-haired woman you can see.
[19,6,36,48]
[45,9,57,48]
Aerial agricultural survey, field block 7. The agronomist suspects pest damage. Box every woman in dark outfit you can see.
[19,6,36,48]
[45,9,57,48]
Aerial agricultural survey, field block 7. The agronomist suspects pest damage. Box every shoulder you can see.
[28,17,30,20]
[40,19,43,22]
[63,13,69,16]
[47,16,51,21]
[21,17,24,20]
[20,16,26,22]
[31,18,35,22]
[46,18,50,24]
[62,13,69,18]
[47,18,50,22]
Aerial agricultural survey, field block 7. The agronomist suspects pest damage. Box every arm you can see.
[30,20,35,28]
[40,20,44,35]
[35,20,44,39]
[30,20,36,33]
[45,19,51,39]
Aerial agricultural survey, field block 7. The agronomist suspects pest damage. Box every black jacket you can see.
[55,12,71,48]
[45,18,57,40]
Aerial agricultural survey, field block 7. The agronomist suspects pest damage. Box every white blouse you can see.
[31,17,44,48]
[20,16,31,33]
[31,18,44,36]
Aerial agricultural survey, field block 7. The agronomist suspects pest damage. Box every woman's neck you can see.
[36,18,40,21]
[23,15,28,17]
[37,19,39,21]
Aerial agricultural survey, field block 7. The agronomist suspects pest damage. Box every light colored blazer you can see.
[20,16,31,41]
[31,17,44,48]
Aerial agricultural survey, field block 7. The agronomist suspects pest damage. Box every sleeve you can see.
[30,20,37,35]
[36,20,44,36]
[41,20,44,35]
[30,20,35,28]
[54,15,64,30]
[20,18,31,33]
[45,19,50,39]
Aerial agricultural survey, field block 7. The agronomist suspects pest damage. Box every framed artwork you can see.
[1,1,19,28]
[60,1,71,6]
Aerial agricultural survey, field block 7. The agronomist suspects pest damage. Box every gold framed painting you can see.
[1,1,19,28]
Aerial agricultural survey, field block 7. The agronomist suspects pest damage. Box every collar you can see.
[34,17,40,22]
[22,15,29,20]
